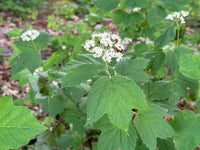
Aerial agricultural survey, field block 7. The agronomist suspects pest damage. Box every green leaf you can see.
[129,13,144,28]
[157,138,176,150]
[113,10,130,25]
[7,27,21,38]
[62,109,86,135]
[11,52,42,75]
[39,95,67,118]
[166,50,179,73]
[135,103,174,150]
[125,0,149,8]
[34,30,49,50]
[43,52,58,70]
[172,110,200,150]
[147,6,166,27]
[95,115,137,150]
[11,69,33,86]
[179,54,200,79]
[147,51,165,75]
[57,131,82,150]
[134,42,149,57]
[141,27,156,39]
[153,100,179,118]
[0,95,47,150]
[115,58,149,83]
[35,131,58,150]
[62,54,104,87]
[161,0,191,11]
[143,81,171,100]
[86,75,148,132]
[96,0,120,11]
[155,25,176,50]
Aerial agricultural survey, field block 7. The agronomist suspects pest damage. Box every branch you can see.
[18,56,77,107]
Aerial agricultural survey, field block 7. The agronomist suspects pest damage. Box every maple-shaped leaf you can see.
[115,58,149,83]
[86,75,148,133]
[62,54,104,87]
[0,95,47,150]
[134,103,174,150]
[95,115,137,150]
[172,110,200,150]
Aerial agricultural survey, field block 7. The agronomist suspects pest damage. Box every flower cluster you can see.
[166,11,189,24]
[21,30,40,41]
[83,32,125,62]
[132,7,141,12]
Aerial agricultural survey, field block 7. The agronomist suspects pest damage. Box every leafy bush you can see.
[1,0,200,150]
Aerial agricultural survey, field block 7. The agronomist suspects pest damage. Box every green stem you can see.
[105,61,111,78]
[198,80,200,99]
[176,24,180,48]
[31,40,38,51]
[48,96,52,129]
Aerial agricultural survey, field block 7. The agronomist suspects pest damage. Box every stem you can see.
[176,23,180,48]
[198,80,200,99]
[48,96,52,129]
[105,61,111,78]
[17,56,76,108]
[31,40,38,51]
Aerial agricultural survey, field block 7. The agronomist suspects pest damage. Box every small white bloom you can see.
[116,52,123,62]
[132,7,141,12]
[21,30,40,41]
[83,43,90,51]
[111,34,121,43]
[100,38,113,47]
[181,11,189,17]
[62,45,66,50]
[102,32,111,39]
[116,53,123,61]
[166,14,173,20]
[83,39,95,51]
[180,16,185,24]
[173,12,181,19]
[92,47,103,57]
[166,11,189,24]
[102,53,112,62]
[122,37,132,45]
[115,43,124,51]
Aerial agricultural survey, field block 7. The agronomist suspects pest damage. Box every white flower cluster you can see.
[166,11,189,24]
[132,7,141,12]
[83,32,125,62]
[21,30,40,41]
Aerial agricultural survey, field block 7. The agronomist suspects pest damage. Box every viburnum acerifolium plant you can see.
[165,10,189,47]
[83,31,126,77]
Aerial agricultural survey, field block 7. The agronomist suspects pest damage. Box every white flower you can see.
[102,32,111,39]
[102,51,112,62]
[181,11,189,17]
[173,12,181,19]
[115,43,124,51]
[21,30,40,41]
[100,38,113,47]
[62,45,66,50]
[111,34,121,43]
[116,52,123,62]
[132,7,141,12]
[166,11,189,24]
[166,14,173,20]
[83,39,95,51]
[92,47,103,57]
[83,31,125,63]
[180,16,185,24]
